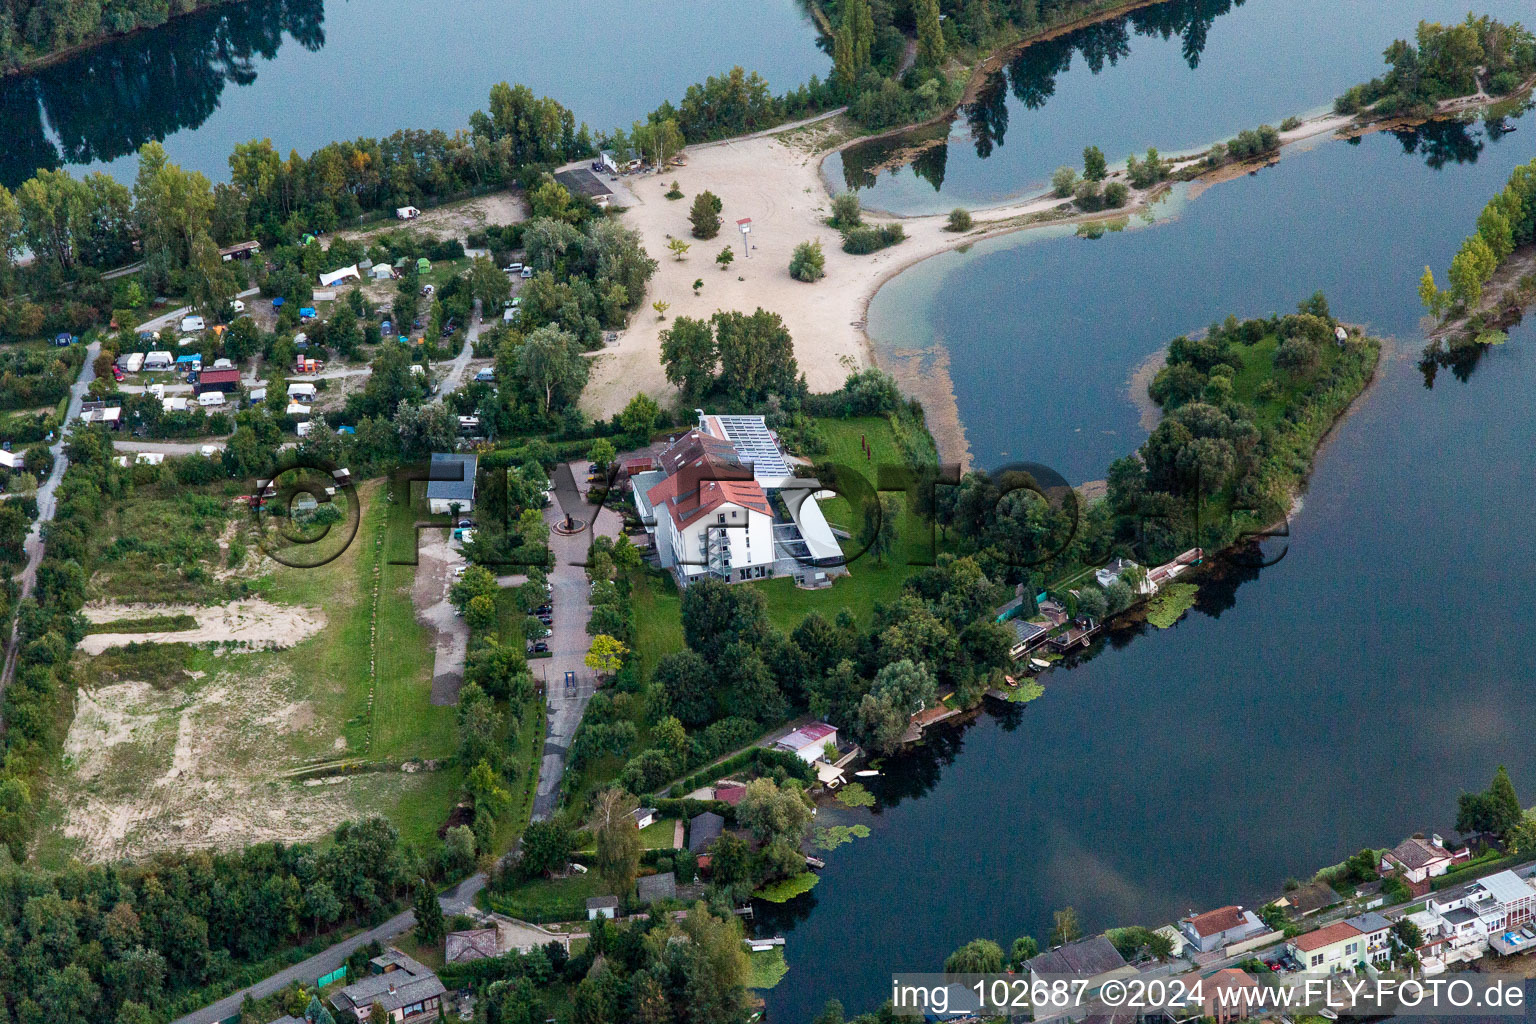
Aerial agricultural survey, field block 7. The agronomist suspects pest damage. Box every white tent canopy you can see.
[318,264,359,287]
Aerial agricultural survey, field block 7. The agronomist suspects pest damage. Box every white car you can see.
[503,262,523,273]
[231,299,245,313]
[199,445,218,457]
[520,267,533,279]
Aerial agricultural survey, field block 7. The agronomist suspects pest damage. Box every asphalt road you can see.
[0,340,99,701]
[168,874,486,1024]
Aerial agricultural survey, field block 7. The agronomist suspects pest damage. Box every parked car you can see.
[528,641,548,653]
[504,262,523,273]
[535,604,552,615]
[520,266,533,278]
[231,299,246,313]
[112,367,125,382]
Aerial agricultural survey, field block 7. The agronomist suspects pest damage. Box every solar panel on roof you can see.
[715,415,791,478]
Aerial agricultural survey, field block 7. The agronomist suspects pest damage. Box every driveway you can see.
[430,299,482,405]
[530,461,621,820]
[113,439,227,455]
[412,530,470,706]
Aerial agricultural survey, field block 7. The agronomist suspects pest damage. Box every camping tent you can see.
[371,264,394,280]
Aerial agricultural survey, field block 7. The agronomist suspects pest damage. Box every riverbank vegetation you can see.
[0,0,240,72]
[1419,156,1536,357]
[1334,14,1536,118]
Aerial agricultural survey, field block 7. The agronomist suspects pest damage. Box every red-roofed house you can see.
[646,431,775,585]
[1287,920,1366,972]
[1179,905,1266,953]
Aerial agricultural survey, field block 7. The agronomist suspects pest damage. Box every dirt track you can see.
[78,599,326,655]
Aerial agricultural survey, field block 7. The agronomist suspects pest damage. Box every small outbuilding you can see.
[196,367,241,394]
[586,896,619,921]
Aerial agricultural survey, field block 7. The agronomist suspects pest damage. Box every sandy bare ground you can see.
[55,666,440,861]
[78,599,326,655]
[411,532,470,706]
[335,191,526,246]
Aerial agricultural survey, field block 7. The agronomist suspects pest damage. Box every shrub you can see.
[1103,181,1130,208]
[830,191,863,229]
[789,240,826,282]
[1280,115,1302,131]
[840,223,905,255]
[1051,166,1079,198]
[946,208,973,232]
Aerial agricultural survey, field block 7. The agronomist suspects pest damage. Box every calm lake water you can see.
[768,104,1536,1024]
[0,0,828,188]
[826,0,1535,214]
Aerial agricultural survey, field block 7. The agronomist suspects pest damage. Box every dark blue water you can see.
[0,0,828,187]
[826,0,1535,214]
[768,105,1536,1024]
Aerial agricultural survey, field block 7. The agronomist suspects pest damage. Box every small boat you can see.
[1495,123,1517,133]
[1029,658,1051,671]
[1319,1010,1338,1020]
[855,769,880,777]
[804,856,826,870]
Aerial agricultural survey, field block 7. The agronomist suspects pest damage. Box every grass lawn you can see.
[639,818,680,850]
[490,586,544,855]
[631,569,683,681]
[486,872,608,924]
[752,415,945,631]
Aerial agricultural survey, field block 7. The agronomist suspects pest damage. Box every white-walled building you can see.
[646,431,775,584]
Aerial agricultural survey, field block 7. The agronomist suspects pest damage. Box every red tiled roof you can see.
[713,783,746,806]
[1292,921,1361,953]
[1186,906,1246,938]
[198,368,241,384]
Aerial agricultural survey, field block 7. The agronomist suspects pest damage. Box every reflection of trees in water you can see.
[841,0,1242,188]
[1389,119,1488,170]
[751,886,820,932]
[0,0,323,187]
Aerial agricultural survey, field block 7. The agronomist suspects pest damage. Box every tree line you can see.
[0,0,240,71]
[1334,14,1536,117]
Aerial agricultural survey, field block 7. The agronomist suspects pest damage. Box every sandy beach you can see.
[581,106,1361,431]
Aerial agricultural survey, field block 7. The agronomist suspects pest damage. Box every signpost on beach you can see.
[737,217,752,258]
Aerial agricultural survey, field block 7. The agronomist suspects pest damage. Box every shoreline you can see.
[0,0,249,79]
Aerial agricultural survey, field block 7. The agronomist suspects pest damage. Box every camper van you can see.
[143,351,173,371]
[197,392,226,408]
[121,352,146,373]
[180,315,205,333]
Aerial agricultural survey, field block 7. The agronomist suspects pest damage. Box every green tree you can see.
[1487,765,1523,835]
[915,0,945,67]
[589,437,617,471]
[1083,146,1108,182]
[667,238,691,261]
[467,255,512,309]
[450,565,498,611]
[1051,166,1079,198]
[1010,935,1040,967]
[520,819,574,878]
[712,308,800,401]
[413,879,445,946]
[789,239,826,282]
[945,938,1005,974]
[690,191,723,239]
[1418,265,1445,315]
[860,492,901,563]
[1051,906,1083,946]
[946,208,973,232]
[716,246,735,271]
[590,788,642,897]
[518,322,589,414]
[618,392,660,438]
[466,594,497,630]
[585,634,629,677]
[736,777,812,847]
[661,315,717,398]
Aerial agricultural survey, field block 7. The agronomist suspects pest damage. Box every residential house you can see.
[1281,880,1339,918]
[1288,920,1369,973]
[329,949,446,1023]
[1380,834,1470,885]
[1202,968,1260,1024]
[689,811,725,854]
[637,871,677,905]
[427,452,478,514]
[1342,912,1394,967]
[586,896,618,920]
[1094,558,1146,591]
[1426,869,1536,958]
[445,927,500,964]
[775,722,837,764]
[1179,905,1266,954]
[1024,935,1134,993]
[712,782,746,806]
